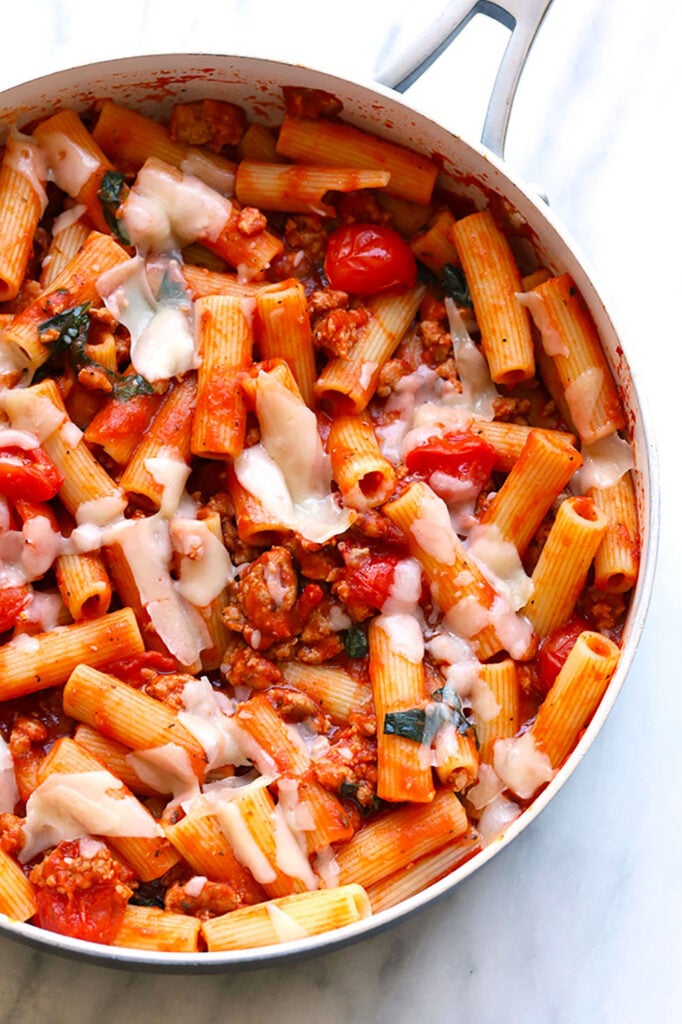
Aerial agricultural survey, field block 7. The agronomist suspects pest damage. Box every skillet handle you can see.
[375,0,553,159]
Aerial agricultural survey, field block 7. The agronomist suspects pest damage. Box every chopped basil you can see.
[111,373,155,401]
[383,688,477,746]
[39,302,92,358]
[97,170,131,245]
[38,302,153,401]
[342,625,368,659]
[384,708,427,743]
[441,262,472,308]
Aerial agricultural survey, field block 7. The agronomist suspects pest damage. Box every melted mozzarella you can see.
[564,367,605,442]
[313,845,340,889]
[573,432,634,492]
[178,677,256,771]
[516,290,569,357]
[98,255,197,383]
[234,443,352,545]
[374,612,424,664]
[213,800,277,885]
[6,131,48,214]
[20,770,162,864]
[51,203,87,235]
[121,159,232,253]
[0,388,66,441]
[465,523,534,611]
[111,515,211,668]
[445,298,499,417]
[476,793,522,845]
[266,903,310,943]
[409,488,458,567]
[273,803,318,890]
[37,129,98,197]
[75,493,127,528]
[183,875,208,898]
[172,518,235,607]
[493,731,556,799]
[127,743,200,804]
[0,735,19,815]
[465,762,505,811]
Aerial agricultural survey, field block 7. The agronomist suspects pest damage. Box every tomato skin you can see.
[537,615,592,695]
[0,585,31,632]
[346,552,401,610]
[405,432,495,493]
[102,650,179,688]
[34,885,128,945]
[324,224,417,295]
[0,446,64,502]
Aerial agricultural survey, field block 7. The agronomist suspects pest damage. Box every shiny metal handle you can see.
[375,0,553,158]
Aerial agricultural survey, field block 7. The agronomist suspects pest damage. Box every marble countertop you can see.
[1,1,680,1020]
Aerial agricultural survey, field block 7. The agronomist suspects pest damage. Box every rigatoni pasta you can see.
[0,85,637,956]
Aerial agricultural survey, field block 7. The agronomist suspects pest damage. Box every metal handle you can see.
[375,0,553,158]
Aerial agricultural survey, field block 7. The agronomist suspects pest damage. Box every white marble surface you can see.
[1,1,680,1020]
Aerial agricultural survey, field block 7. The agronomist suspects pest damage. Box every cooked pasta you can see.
[0,85,637,955]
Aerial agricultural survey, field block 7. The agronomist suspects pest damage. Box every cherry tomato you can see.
[0,446,64,502]
[346,552,402,610]
[405,432,495,493]
[0,585,30,633]
[537,615,592,695]
[35,885,128,945]
[324,223,417,295]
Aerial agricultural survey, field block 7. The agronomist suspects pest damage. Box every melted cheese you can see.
[409,488,458,566]
[493,731,556,799]
[313,845,340,889]
[98,255,197,383]
[20,770,162,864]
[75,493,127,528]
[564,367,604,442]
[234,443,352,545]
[465,762,505,811]
[213,800,277,885]
[0,387,66,442]
[516,290,569,357]
[183,875,208,898]
[0,426,40,450]
[172,518,235,607]
[445,298,499,417]
[374,612,424,664]
[51,203,87,235]
[266,903,310,943]
[476,793,522,845]
[127,743,200,804]
[0,735,19,815]
[273,803,318,890]
[465,523,534,611]
[39,129,99,197]
[144,452,192,518]
[6,131,48,214]
[573,432,634,492]
[178,677,255,771]
[111,515,211,668]
[121,159,232,253]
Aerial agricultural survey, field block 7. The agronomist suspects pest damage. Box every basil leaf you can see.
[38,301,153,402]
[342,626,368,659]
[39,302,92,356]
[441,263,472,308]
[97,170,131,245]
[383,709,426,743]
[112,373,155,401]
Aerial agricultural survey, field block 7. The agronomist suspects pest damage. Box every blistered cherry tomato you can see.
[35,883,127,945]
[405,432,495,494]
[0,446,64,502]
[0,585,30,633]
[537,615,592,695]
[346,552,402,610]
[324,223,417,295]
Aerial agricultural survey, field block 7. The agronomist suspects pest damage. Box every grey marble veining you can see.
[0,2,680,1021]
